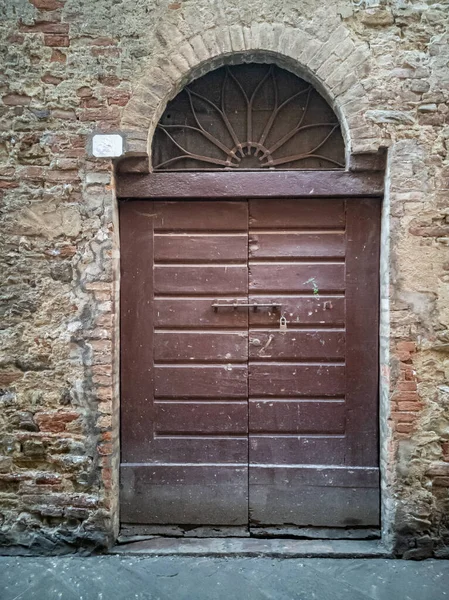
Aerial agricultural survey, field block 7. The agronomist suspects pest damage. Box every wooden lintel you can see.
[117,170,384,199]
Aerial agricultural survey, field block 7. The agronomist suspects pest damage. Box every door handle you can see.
[212,302,281,312]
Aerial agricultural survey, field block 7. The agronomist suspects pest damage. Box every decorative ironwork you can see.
[152,64,345,171]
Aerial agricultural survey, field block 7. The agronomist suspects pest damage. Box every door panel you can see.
[155,402,248,435]
[248,199,345,229]
[154,297,248,328]
[247,198,380,528]
[249,364,346,397]
[120,197,380,530]
[154,365,248,398]
[120,200,249,525]
[249,400,346,434]
[249,263,345,293]
[155,234,247,262]
[153,200,248,231]
[249,296,345,326]
[249,233,345,259]
[154,265,247,294]
[249,467,379,527]
[249,331,345,360]
[154,331,248,362]
[121,465,248,525]
[250,436,347,465]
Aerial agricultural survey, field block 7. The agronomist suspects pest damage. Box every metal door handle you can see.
[212,302,281,312]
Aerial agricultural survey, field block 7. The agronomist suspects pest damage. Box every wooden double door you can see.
[120,196,380,532]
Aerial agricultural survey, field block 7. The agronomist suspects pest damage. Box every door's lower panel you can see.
[120,464,248,525]
[249,467,380,528]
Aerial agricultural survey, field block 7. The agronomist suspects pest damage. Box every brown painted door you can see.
[247,199,380,528]
[120,198,380,529]
[120,201,249,525]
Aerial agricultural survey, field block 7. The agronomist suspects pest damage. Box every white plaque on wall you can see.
[91,134,124,158]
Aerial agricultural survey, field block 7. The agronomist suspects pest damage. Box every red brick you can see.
[397,350,412,362]
[76,86,93,98]
[442,441,449,461]
[392,391,420,402]
[404,369,417,381]
[97,415,112,429]
[45,169,80,183]
[51,108,76,120]
[399,412,417,422]
[81,97,105,108]
[105,89,130,106]
[23,493,98,509]
[95,387,112,401]
[396,423,414,434]
[7,33,25,44]
[101,467,113,489]
[44,34,69,47]
[34,411,80,433]
[398,401,424,411]
[0,180,19,190]
[0,167,15,177]
[433,477,449,487]
[89,37,117,46]
[0,371,22,385]
[78,106,120,122]
[50,49,66,62]
[20,483,63,494]
[30,0,65,9]
[93,375,111,387]
[85,282,113,291]
[2,93,31,106]
[41,72,63,85]
[90,339,112,352]
[20,21,69,33]
[55,158,78,170]
[98,75,120,86]
[92,365,112,377]
[93,291,111,303]
[62,245,78,257]
[35,473,62,485]
[97,120,120,131]
[426,462,449,477]
[98,401,112,415]
[397,381,418,391]
[0,472,33,483]
[390,411,417,423]
[90,47,120,57]
[397,341,416,352]
[97,443,113,456]
[18,166,46,180]
[95,314,113,327]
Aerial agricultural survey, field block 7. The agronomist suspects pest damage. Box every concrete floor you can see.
[0,556,448,600]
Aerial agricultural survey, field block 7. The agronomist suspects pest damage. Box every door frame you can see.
[116,166,385,537]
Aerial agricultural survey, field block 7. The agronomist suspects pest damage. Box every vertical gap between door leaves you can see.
[246,198,251,529]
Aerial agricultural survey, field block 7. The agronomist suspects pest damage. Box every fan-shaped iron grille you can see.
[152,64,345,171]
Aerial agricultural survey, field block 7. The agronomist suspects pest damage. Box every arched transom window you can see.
[152,63,345,171]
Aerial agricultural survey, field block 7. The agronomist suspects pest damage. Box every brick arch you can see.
[121,22,380,166]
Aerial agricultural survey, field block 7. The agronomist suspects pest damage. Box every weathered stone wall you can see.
[0,0,448,557]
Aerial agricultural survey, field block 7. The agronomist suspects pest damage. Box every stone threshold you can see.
[109,537,391,558]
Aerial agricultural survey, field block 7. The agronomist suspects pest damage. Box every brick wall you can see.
[0,0,448,557]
